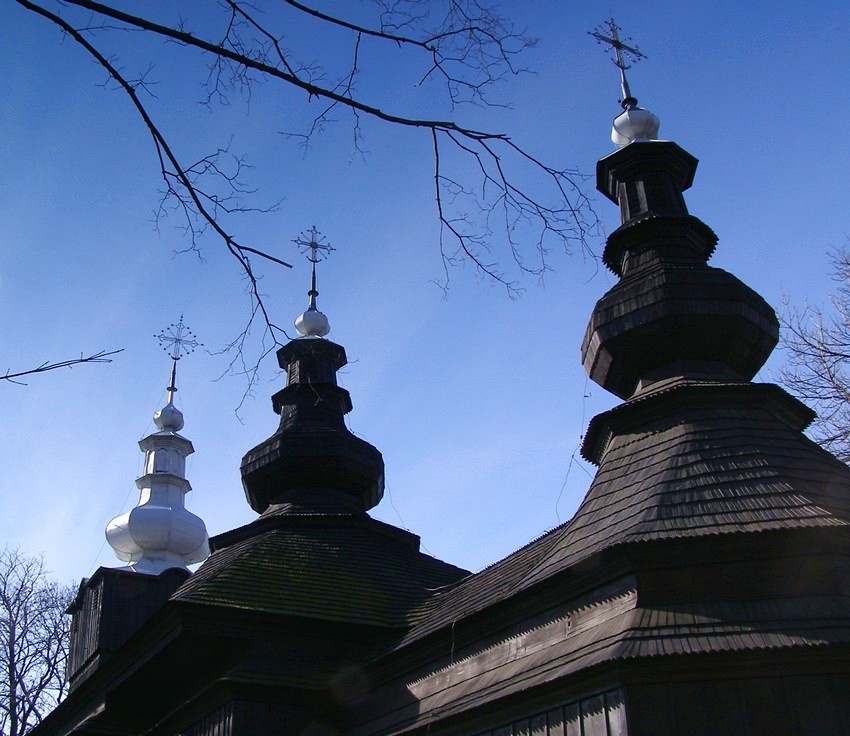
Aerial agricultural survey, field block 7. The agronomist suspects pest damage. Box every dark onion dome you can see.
[582,140,778,399]
[241,337,385,514]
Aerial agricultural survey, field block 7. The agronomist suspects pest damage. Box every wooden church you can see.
[32,72,850,736]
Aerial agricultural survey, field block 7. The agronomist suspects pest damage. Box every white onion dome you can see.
[612,105,660,147]
[153,399,184,432]
[295,307,330,338]
[106,350,209,575]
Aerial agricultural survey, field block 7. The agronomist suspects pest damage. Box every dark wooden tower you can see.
[36,113,850,736]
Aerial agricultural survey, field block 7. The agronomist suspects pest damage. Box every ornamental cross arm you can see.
[154,315,202,361]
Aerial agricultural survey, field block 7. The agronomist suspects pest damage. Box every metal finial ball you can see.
[153,401,184,432]
[295,308,331,337]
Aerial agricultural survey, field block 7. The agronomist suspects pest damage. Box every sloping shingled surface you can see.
[398,387,850,645]
[620,596,850,658]
[173,516,468,627]
[524,406,850,582]
[172,382,850,657]
[353,590,850,735]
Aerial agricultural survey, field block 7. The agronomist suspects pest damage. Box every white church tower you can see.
[105,317,209,574]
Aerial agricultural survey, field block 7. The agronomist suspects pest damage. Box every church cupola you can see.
[240,228,385,514]
[581,25,779,399]
[105,318,209,574]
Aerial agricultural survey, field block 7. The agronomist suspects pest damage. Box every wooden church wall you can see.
[474,688,628,736]
[181,700,304,736]
[626,673,850,735]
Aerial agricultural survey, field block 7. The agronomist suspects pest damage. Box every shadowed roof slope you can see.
[396,396,850,645]
[173,506,469,627]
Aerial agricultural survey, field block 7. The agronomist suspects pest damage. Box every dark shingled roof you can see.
[173,508,469,627]
[620,596,850,658]
[352,582,850,735]
[395,379,850,645]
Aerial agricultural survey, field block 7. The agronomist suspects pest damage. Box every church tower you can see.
[240,227,385,515]
[65,320,209,691]
[105,324,209,574]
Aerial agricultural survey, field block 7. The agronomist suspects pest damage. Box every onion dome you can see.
[240,228,384,514]
[295,306,330,338]
[241,338,385,514]
[611,105,660,147]
[105,324,209,575]
[581,133,779,400]
[153,398,184,432]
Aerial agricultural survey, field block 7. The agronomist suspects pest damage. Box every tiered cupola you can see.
[428,32,850,696]
[569,24,849,548]
[240,228,385,514]
[581,142,780,398]
[105,319,209,574]
[582,23,778,400]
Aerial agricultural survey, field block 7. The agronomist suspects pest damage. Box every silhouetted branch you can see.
[13,0,599,404]
[2,349,124,386]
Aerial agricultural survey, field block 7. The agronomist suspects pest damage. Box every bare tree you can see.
[0,549,73,736]
[11,0,597,396]
[779,242,850,462]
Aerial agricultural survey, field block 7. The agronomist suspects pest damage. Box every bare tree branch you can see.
[12,0,599,406]
[2,350,124,386]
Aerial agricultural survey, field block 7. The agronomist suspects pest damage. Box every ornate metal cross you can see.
[155,316,201,399]
[293,226,335,264]
[293,227,335,309]
[155,315,202,361]
[589,18,646,108]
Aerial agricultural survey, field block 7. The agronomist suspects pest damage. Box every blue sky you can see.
[1,0,848,583]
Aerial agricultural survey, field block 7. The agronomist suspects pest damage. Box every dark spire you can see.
[240,231,384,514]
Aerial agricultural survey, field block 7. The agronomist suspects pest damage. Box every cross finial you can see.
[294,226,334,265]
[293,227,335,311]
[155,315,201,361]
[590,18,646,110]
[154,316,201,400]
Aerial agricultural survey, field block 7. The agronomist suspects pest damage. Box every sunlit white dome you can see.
[612,106,660,147]
[154,400,184,432]
[295,306,330,338]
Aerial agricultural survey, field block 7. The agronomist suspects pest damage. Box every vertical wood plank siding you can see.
[183,702,233,736]
[475,689,628,736]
